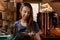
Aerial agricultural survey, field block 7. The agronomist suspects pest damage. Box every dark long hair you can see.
[19,3,34,31]
[16,3,21,20]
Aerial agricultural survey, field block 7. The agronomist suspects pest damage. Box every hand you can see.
[28,32,35,37]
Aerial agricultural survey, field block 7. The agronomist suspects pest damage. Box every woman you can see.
[14,3,41,40]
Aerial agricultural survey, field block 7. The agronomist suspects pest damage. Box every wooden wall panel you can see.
[49,3,60,16]
[24,0,42,3]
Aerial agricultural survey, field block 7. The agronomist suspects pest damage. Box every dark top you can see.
[14,20,40,40]
[14,20,39,33]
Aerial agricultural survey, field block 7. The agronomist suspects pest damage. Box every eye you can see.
[23,11,26,13]
[28,12,30,15]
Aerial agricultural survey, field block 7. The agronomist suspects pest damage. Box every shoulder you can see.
[13,20,21,27]
[33,21,40,33]
[33,21,38,25]
[14,20,21,25]
[33,21,39,28]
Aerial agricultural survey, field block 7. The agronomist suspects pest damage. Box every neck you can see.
[21,19,27,23]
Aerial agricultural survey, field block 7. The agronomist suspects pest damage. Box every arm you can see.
[33,22,41,40]
[34,32,41,40]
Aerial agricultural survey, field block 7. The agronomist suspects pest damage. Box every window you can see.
[30,3,39,22]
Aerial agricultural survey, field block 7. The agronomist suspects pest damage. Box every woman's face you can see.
[20,6,30,20]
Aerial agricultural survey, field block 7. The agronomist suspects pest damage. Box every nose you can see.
[25,12,28,16]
